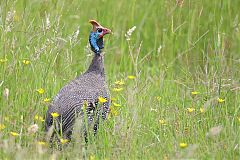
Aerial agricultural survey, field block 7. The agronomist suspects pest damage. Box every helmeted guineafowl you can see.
[45,20,111,143]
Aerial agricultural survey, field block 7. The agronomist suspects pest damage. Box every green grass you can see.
[0,0,240,159]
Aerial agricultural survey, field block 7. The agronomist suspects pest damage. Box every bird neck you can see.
[86,53,105,76]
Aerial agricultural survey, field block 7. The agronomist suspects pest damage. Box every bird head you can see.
[89,20,111,54]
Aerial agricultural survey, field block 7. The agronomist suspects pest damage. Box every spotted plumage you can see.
[45,20,111,143]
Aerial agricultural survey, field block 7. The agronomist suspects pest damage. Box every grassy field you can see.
[0,0,240,159]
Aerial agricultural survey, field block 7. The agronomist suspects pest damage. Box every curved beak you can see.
[103,27,111,35]
[99,27,111,38]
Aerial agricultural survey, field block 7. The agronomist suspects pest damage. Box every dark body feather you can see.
[45,54,110,141]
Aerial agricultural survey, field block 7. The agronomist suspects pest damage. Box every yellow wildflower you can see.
[112,88,123,92]
[179,142,188,148]
[217,98,225,103]
[110,107,119,116]
[111,97,117,101]
[60,138,69,144]
[14,14,20,21]
[35,115,45,122]
[187,108,195,113]
[0,58,8,63]
[37,141,47,146]
[191,91,199,95]
[115,79,125,85]
[107,114,112,120]
[156,96,161,101]
[37,88,45,94]
[163,155,169,160]
[159,119,166,125]
[22,60,30,65]
[112,110,119,116]
[98,96,107,103]
[34,115,39,120]
[238,117,240,123]
[127,75,136,80]
[4,116,10,122]
[113,102,121,107]
[43,98,50,102]
[51,112,59,118]
[0,124,6,130]
[200,108,205,113]
[10,131,19,137]
[89,155,95,160]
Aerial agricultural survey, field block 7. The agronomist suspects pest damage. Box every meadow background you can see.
[0,0,240,159]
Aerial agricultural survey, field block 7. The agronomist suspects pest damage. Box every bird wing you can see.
[45,72,110,134]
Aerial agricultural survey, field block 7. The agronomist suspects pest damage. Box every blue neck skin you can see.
[89,32,104,54]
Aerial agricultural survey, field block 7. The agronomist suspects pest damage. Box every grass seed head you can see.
[0,124,6,130]
[206,126,223,138]
[3,88,9,100]
[125,26,136,41]
[28,124,39,134]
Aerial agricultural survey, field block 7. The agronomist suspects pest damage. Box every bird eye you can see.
[97,28,102,33]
